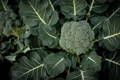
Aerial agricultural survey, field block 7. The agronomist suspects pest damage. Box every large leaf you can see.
[11,50,48,80]
[101,16,120,51]
[66,70,81,80]
[36,23,58,48]
[19,0,58,26]
[66,69,98,80]
[38,24,58,47]
[43,53,68,77]
[81,51,101,72]
[106,52,120,80]
[90,16,106,26]
[92,4,109,13]
[59,0,87,19]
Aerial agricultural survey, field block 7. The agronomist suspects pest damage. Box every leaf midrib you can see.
[73,0,76,16]
[20,64,44,77]
[28,0,47,24]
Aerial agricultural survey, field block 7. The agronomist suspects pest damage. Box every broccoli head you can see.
[59,21,95,55]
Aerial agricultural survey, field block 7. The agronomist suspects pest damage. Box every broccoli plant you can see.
[59,21,95,55]
[0,0,120,80]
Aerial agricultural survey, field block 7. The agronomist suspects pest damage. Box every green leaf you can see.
[69,55,77,69]
[5,56,16,61]
[92,4,109,13]
[80,70,98,80]
[19,0,59,26]
[0,0,8,11]
[81,51,101,72]
[27,23,58,48]
[38,24,58,48]
[105,52,120,80]
[96,0,107,3]
[50,77,65,80]
[90,16,106,26]
[11,50,48,80]
[2,20,12,36]
[20,25,31,38]
[28,49,48,60]
[59,0,87,19]
[43,53,67,77]
[66,69,98,80]
[101,16,120,51]
[0,11,4,35]
[57,51,72,68]
[66,70,81,80]
[1,9,18,36]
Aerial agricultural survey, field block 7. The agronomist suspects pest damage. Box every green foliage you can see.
[59,0,87,19]
[11,50,48,80]
[101,16,120,51]
[66,70,81,80]
[0,0,120,80]
[81,51,101,72]
[92,4,109,13]
[66,69,98,80]
[37,24,58,48]
[90,16,106,26]
[19,0,58,26]
[43,53,68,77]
[19,0,59,48]
[59,21,95,55]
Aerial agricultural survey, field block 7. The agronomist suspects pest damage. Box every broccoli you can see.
[59,21,95,55]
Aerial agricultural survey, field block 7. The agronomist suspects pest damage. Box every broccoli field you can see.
[0,0,120,80]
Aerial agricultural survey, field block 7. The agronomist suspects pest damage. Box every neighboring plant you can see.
[0,0,120,80]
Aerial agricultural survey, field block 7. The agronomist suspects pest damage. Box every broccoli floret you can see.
[59,21,95,55]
